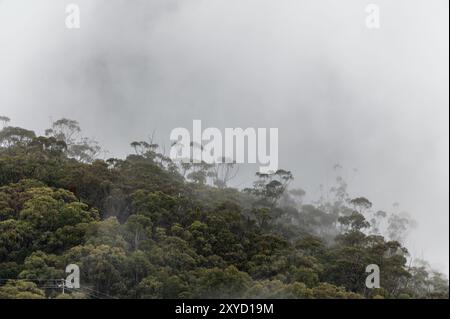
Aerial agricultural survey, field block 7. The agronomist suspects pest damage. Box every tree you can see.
[0,127,36,147]
[0,118,447,299]
[122,214,153,251]
[45,118,101,163]
[245,169,294,208]
[0,115,10,128]
[252,207,272,228]
[387,213,415,243]
[185,266,252,298]
[18,251,64,281]
[338,212,370,232]
[18,187,97,231]
[210,157,239,188]
[349,197,372,215]
[0,280,45,299]
[64,244,128,296]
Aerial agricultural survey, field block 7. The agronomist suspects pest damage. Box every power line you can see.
[0,278,118,299]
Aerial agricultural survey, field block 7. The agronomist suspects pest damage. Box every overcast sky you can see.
[0,0,448,274]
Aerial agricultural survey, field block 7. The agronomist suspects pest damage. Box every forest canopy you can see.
[0,117,447,299]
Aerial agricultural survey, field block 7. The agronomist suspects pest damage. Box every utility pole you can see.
[58,279,65,294]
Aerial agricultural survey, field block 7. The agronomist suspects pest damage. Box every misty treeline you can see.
[0,116,447,299]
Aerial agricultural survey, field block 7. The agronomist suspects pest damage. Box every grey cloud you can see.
[0,0,448,273]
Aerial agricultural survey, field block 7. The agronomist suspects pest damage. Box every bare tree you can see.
[210,157,239,188]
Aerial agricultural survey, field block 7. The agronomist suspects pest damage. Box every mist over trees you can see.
[0,116,447,299]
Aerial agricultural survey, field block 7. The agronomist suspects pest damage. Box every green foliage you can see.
[0,127,36,148]
[0,120,447,299]
[45,118,101,163]
[0,280,45,299]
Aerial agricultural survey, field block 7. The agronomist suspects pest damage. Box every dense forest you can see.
[0,116,448,299]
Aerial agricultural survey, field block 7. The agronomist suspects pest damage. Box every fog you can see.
[0,0,448,274]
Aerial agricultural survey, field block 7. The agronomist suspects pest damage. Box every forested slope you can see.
[0,118,448,299]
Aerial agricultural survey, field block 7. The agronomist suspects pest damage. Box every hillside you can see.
[0,118,448,299]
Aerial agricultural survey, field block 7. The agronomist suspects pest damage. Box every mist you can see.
[0,0,448,275]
